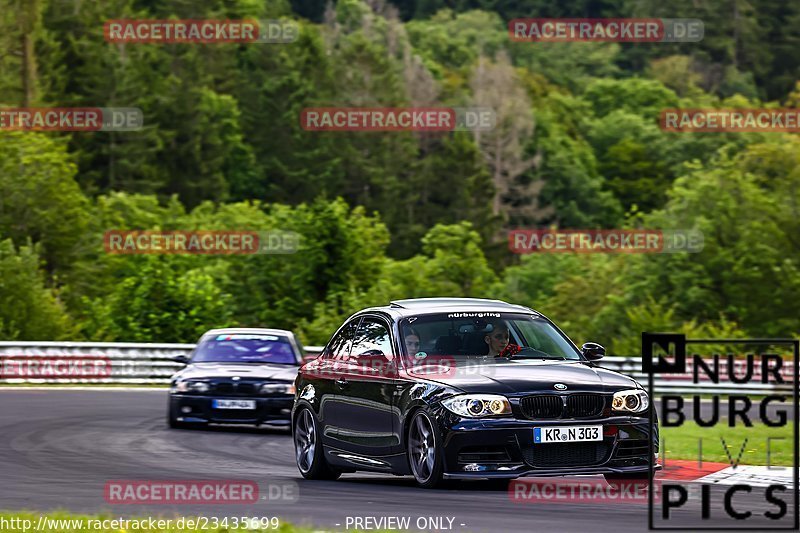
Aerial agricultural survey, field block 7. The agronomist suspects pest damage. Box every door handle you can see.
[335,378,349,388]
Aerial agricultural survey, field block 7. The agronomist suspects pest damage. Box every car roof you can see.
[201,327,295,337]
[356,297,538,320]
[197,327,303,361]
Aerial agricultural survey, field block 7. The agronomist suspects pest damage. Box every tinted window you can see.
[193,333,297,364]
[324,319,359,361]
[350,318,393,360]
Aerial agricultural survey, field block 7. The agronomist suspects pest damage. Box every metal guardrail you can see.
[0,343,793,394]
[0,341,322,384]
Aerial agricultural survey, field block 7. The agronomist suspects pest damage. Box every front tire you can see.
[167,404,193,429]
[293,407,340,480]
[407,410,445,488]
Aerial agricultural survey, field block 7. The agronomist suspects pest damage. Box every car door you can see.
[324,315,398,461]
[309,317,358,447]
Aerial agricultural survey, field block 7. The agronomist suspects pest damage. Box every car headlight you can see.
[191,381,210,393]
[171,380,209,393]
[612,389,649,413]
[260,383,296,395]
[442,394,511,418]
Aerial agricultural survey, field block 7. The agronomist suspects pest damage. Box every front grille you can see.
[565,394,604,418]
[214,382,234,394]
[237,383,256,395]
[523,441,610,467]
[519,393,606,420]
[520,395,562,419]
[212,381,259,396]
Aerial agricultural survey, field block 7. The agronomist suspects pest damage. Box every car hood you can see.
[175,362,298,381]
[411,359,637,394]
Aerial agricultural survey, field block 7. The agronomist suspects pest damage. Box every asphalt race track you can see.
[0,390,796,532]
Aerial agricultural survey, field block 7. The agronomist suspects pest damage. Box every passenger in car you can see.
[403,327,422,356]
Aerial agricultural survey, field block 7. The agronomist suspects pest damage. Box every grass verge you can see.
[660,421,795,466]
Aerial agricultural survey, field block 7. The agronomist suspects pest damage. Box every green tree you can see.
[633,142,800,337]
[583,78,679,120]
[532,92,622,227]
[234,21,341,202]
[195,198,390,329]
[298,221,497,344]
[81,257,233,343]
[0,131,90,273]
[0,239,72,340]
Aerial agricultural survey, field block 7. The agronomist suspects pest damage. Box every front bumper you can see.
[438,414,659,479]
[169,394,294,426]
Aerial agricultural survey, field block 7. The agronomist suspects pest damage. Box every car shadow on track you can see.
[167,423,291,435]
[332,475,514,492]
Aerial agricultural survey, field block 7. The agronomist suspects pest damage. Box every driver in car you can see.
[484,321,521,358]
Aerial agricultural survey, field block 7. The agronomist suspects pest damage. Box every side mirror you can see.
[173,355,190,365]
[581,342,605,361]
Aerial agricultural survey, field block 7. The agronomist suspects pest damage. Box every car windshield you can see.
[192,333,297,364]
[399,312,580,363]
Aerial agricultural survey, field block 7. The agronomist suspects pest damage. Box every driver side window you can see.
[350,318,393,361]
[324,319,360,362]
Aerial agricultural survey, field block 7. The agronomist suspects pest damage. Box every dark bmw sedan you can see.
[168,328,304,429]
[292,298,659,488]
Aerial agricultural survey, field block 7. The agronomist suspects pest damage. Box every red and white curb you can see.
[694,465,794,487]
[659,459,729,481]
[660,460,794,487]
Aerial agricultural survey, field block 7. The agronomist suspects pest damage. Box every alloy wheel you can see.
[409,413,437,483]
[295,409,316,474]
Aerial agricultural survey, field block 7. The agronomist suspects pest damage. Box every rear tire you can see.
[293,407,341,480]
[407,410,445,488]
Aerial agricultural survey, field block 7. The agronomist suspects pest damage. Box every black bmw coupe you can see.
[168,328,304,429]
[292,298,658,488]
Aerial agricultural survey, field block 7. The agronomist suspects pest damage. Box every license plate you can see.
[534,425,602,443]
[212,399,256,410]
